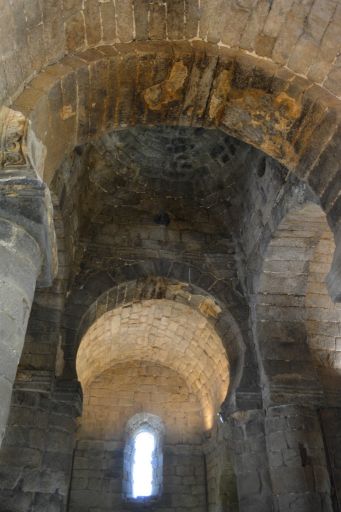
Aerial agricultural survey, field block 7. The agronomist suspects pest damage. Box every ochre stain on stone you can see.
[207,69,302,166]
[198,297,222,319]
[209,70,232,121]
[274,92,302,120]
[60,105,76,120]
[143,61,188,111]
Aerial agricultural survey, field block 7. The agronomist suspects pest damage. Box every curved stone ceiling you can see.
[76,299,229,430]
[81,361,205,442]
[82,126,253,230]
[89,126,246,202]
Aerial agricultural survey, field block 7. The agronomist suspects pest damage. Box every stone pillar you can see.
[265,405,333,511]
[31,380,82,512]
[0,107,57,446]
[0,378,82,512]
[228,409,273,512]
[0,219,41,445]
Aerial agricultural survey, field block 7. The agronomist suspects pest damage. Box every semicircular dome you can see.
[76,298,229,431]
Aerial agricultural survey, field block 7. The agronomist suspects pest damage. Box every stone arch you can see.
[123,412,164,501]
[1,1,340,105]
[256,201,341,406]
[9,41,339,205]
[7,40,341,298]
[65,273,248,411]
[77,298,229,431]
[72,293,236,510]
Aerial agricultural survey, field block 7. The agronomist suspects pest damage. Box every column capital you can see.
[0,107,57,287]
[0,106,32,174]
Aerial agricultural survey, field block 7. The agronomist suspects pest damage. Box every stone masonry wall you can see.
[0,384,80,512]
[80,362,204,445]
[204,422,239,512]
[265,405,333,511]
[69,441,207,512]
[320,408,341,509]
[227,410,272,512]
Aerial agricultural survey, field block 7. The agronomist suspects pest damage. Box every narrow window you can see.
[132,431,155,498]
[123,413,164,501]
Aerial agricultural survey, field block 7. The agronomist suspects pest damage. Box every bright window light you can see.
[132,431,155,498]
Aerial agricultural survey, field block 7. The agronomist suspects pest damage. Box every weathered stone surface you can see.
[0,106,58,287]
[0,219,41,446]
[265,405,333,512]
[0,0,338,110]
[9,41,340,225]
[0,4,341,510]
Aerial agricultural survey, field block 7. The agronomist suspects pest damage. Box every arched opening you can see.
[256,200,341,507]
[256,201,341,406]
[123,413,164,502]
[68,298,232,511]
[10,40,338,191]
[76,299,229,432]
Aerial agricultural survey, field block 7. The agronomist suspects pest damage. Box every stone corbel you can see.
[0,106,57,287]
